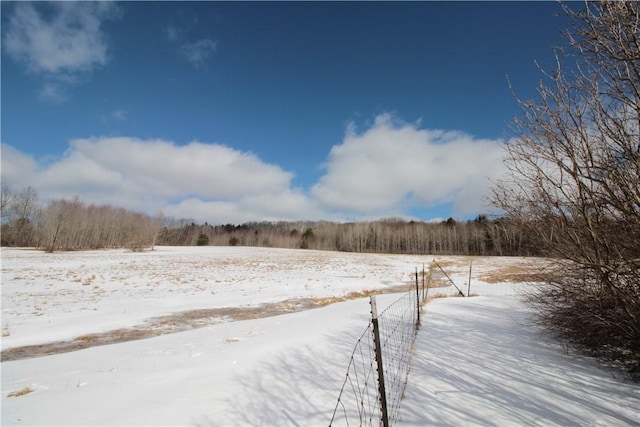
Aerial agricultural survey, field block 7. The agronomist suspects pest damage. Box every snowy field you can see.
[1,246,638,426]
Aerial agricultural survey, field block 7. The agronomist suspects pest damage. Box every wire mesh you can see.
[377,291,417,425]
[330,261,538,426]
[329,290,418,427]
[328,322,379,427]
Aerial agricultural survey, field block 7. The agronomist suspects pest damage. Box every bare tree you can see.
[5,186,39,246]
[1,185,12,221]
[1,185,14,246]
[40,199,72,253]
[493,1,640,378]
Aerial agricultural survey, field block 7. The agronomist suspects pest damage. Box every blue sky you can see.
[1,1,569,224]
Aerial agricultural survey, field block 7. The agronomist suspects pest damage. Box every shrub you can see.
[196,233,209,246]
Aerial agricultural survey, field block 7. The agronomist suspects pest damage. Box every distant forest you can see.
[158,216,535,256]
[1,185,536,256]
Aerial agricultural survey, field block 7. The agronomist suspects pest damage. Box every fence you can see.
[328,279,421,426]
[328,259,536,426]
[426,259,537,298]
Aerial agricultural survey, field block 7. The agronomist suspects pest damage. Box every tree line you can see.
[156,215,535,256]
[1,186,161,252]
[2,185,535,256]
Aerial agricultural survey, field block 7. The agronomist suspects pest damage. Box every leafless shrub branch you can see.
[494,1,640,379]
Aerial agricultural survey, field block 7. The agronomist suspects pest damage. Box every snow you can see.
[402,297,640,426]
[1,246,638,426]
[1,246,420,350]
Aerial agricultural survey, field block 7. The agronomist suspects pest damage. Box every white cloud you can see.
[38,73,81,103]
[101,109,128,123]
[312,114,506,217]
[3,2,120,100]
[1,114,508,223]
[38,81,67,103]
[180,39,218,68]
[165,22,217,68]
[165,26,181,42]
[1,138,317,223]
[163,191,322,224]
[111,110,128,122]
[1,143,39,189]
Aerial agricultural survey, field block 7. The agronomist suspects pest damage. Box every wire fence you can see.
[329,286,419,427]
[376,291,418,424]
[329,259,541,426]
[328,322,379,426]
[426,259,539,298]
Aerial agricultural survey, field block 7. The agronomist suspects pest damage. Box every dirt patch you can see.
[0,286,410,363]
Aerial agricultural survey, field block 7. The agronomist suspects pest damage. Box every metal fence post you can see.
[467,261,473,297]
[425,263,433,301]
[370,295,389,427]
[434,260,466,297]
[415,268,420,327]
[422,263,426,300]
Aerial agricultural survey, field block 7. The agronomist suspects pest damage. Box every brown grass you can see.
[344,289,383,299]
[7,386,33,398]
[478,265,549,284]
[425,293,465,302]
[0,282,416,362]
[312,296,345,305]
[429,260,457,269]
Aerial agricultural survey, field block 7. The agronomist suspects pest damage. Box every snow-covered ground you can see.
[1,246,415,351]
[402,296,639,426]
[1,246,638,426]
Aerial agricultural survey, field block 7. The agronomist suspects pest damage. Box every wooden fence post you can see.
[370,296,389,427]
